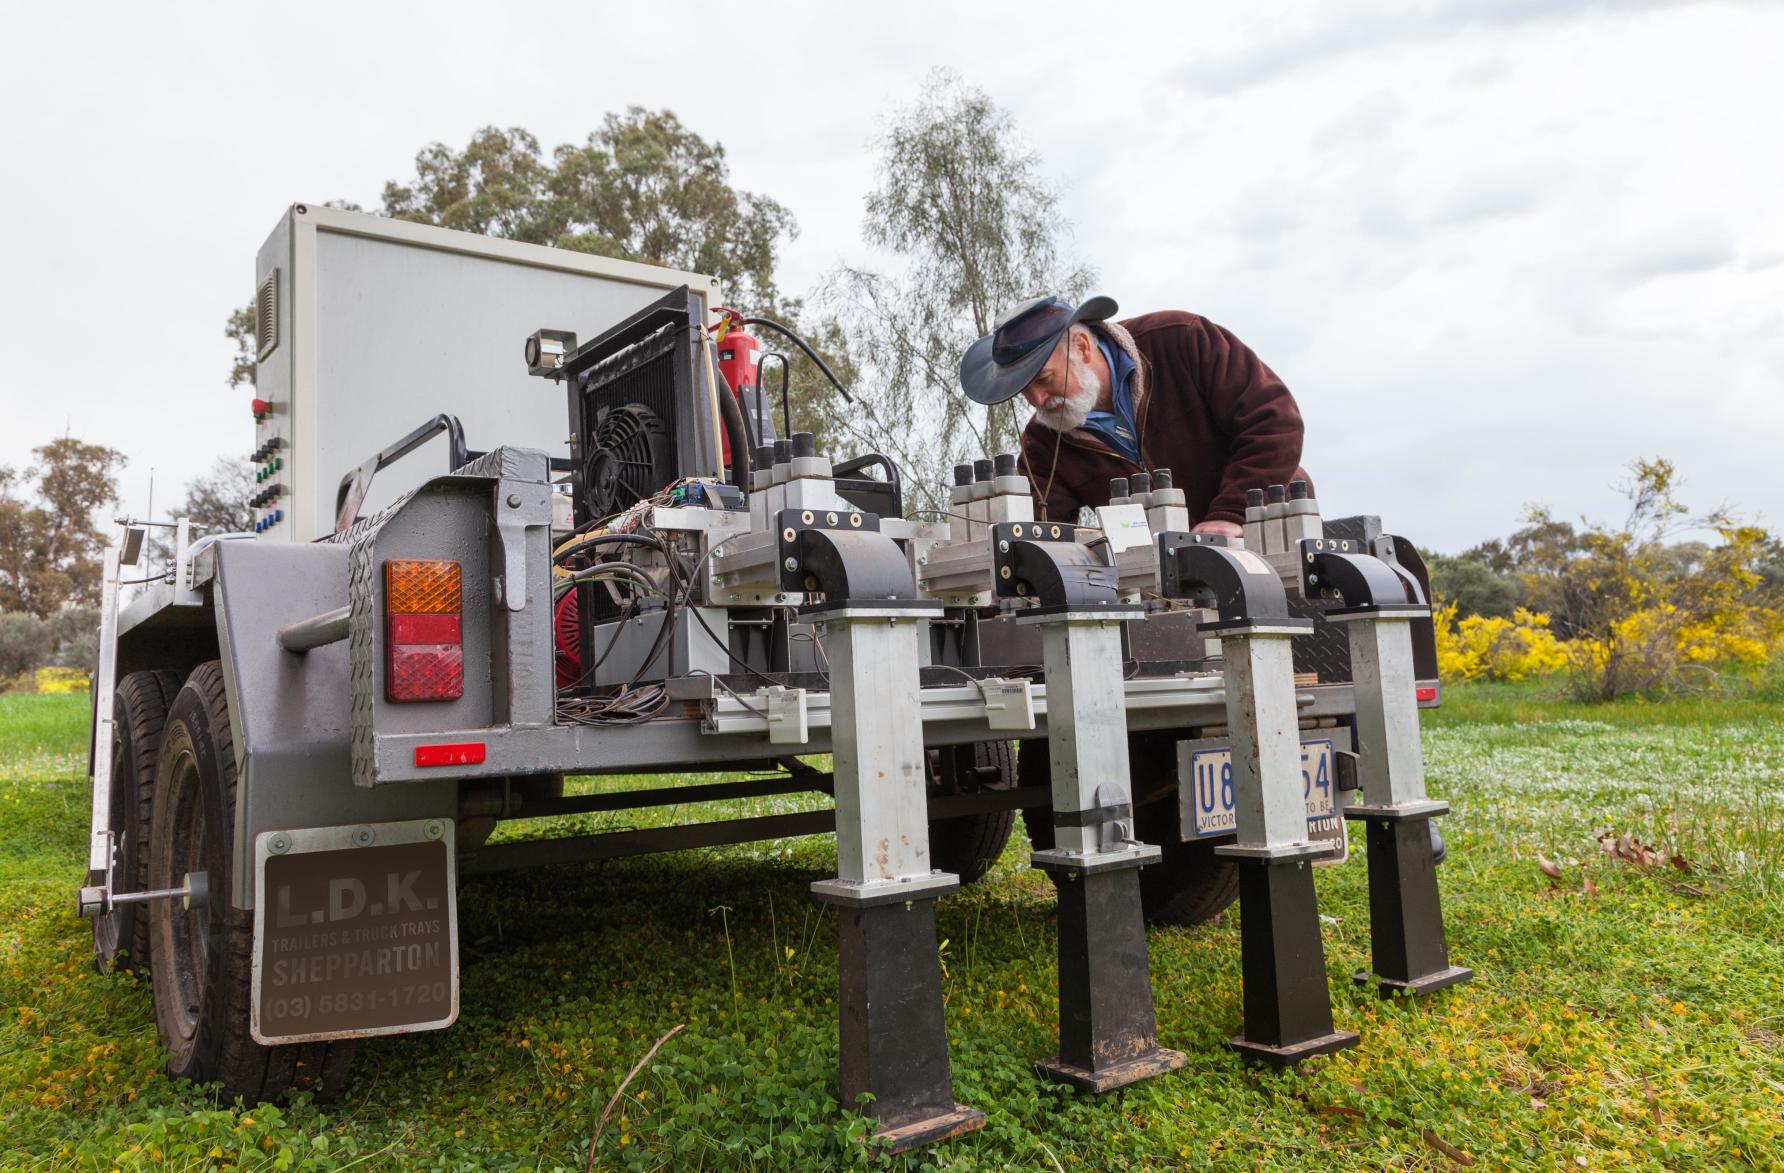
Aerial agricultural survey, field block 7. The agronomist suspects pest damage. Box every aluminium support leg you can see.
[1330,612,1472,997]
[810,608,984,1152]
[1212,624,1360,1063]
[1021,610,1186,1092]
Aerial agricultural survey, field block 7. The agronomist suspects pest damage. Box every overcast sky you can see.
[2,0,1778,552]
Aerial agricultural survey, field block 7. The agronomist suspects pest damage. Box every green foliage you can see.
[0,613,55,681]
[825,71,1094,508]
[225,302,257,390]
[5,692,1784,1168]
[0,438,125,617]
[0,609,96,689]
[382,113,795,312]
[382,125,557,244]
[1428,551,1521,618]
[45,607,98,673]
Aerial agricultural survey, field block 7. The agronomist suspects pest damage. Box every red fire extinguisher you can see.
[713,308,761,466]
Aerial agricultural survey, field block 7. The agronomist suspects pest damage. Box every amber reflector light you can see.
[385,560,464,702]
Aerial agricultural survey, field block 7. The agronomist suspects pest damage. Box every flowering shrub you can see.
[33,667,87,694]
[1434,603,1571,683]
[1433,462,1784,698]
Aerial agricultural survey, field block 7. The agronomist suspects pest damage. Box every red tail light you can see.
[1416,686,1438,703]
[385,560,464,702]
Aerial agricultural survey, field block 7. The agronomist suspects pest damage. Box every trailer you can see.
[82,205,1467,1153]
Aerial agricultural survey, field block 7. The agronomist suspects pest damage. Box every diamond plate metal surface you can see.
[1289,515,1383,685]
[348,531,379,788]
[343,446,550,788]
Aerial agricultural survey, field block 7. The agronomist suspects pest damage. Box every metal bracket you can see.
[1157,533,1295,624]
[773,508,916,603]
[172,519,201,605]
[989,522,1119,607]
[1298,538,1428,617]
[1093,781,1137,849]
[494,481,550,612]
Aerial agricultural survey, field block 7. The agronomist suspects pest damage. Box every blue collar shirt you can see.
[1079,334,1140,464]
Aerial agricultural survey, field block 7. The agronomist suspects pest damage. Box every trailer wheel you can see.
[1018,736,1240,927]
[146,662,354,1103]
[926,741,1017,886]
[93,670,182,975]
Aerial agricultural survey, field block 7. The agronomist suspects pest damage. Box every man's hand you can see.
[1192,520,1243,540]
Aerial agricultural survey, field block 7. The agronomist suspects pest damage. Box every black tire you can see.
[93,669,182,975]
[1019,736,1240,926]
[147,662,354,1103]
[926,741,1018,886]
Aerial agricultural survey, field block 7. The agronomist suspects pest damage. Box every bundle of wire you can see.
[550,476,869,724]
[550,486,690,725]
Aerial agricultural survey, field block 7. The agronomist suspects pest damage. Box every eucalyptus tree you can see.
[824,71,1094,509]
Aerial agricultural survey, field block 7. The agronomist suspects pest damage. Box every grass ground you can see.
[1,685,1781,1170]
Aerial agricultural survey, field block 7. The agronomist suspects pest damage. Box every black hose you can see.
[553,532,670,565]
[738,318,854,403]
[714,366,752,492]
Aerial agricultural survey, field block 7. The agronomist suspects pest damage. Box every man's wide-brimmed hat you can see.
[958,294,1119,406]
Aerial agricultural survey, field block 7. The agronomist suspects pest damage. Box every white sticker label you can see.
[1094,503,1152,553]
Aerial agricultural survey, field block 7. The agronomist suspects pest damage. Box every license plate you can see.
[1182,738,1346,855]
[252,820,458,1044]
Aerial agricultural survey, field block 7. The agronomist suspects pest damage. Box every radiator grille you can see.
[576,328,681,520]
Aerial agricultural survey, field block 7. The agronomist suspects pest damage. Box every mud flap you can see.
[251,819,458,1044]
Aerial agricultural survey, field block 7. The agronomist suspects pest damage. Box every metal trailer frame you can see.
[96,460,1375,912]
[82,211,1458,1154]
[85,442,1452,1157]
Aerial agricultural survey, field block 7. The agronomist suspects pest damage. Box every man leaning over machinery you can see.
[959,293,1447,865]
[959,294,1310,536]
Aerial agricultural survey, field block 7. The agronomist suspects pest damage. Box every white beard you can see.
[1031,353,1101,432]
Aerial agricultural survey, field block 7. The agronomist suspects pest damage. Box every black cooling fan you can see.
[584,404,669,520]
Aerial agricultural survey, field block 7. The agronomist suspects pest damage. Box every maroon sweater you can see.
[1018,311,1310,525]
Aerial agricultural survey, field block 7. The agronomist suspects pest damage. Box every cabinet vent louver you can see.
[255,270,279,361]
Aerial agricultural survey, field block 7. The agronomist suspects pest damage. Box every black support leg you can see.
[1353,813,1472,997]
[1227,856,1360,1064]
[830,896,985,1152]
[1034,860,1187,1092]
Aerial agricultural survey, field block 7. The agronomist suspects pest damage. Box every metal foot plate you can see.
[869,1104,985,1154]
[1036,1046,1187,1093]
[1356,964,1473,998]
[1228,1028,1360,1066]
